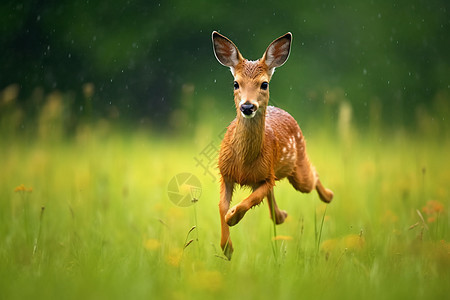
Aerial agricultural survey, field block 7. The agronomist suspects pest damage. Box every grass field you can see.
[0,104,449,299]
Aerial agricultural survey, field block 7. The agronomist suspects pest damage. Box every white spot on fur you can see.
[287,136,296,150]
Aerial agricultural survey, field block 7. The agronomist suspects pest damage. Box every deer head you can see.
[212,31,292,120]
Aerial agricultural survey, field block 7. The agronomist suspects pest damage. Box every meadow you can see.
[0,92,449,299]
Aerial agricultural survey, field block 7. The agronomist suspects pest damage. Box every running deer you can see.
[212,31,333,260]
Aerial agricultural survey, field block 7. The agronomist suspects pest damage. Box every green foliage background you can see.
[1,0,449,130]
[1,1,450,299]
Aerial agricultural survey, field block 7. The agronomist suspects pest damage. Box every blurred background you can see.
[1,2,449,298]
[1,0,449,137]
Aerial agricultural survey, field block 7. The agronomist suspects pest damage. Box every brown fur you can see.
[212,31,333,259]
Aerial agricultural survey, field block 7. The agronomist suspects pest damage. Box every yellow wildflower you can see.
[321,234,365,254]
[343,234,365,251]
[272,235,293,241]
[14,184,32,193]
[165,248,183,267]
[143,238,161,251]
[189,270,223,292]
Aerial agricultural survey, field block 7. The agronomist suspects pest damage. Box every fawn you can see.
[212,31,333,259]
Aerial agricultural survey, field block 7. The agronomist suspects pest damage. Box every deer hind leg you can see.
[225,180,273,227]
[288,137,333,203]
[219,178,234,260]
[267,188,288,224]
[315,178,333,203]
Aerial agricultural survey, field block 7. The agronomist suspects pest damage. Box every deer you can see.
[212,31,334,260]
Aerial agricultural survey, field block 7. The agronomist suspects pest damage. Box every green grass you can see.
[0,119,449,300]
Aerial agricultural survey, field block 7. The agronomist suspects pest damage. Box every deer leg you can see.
[225,181,272,226]
[289,137,333,203]
[219,178,234,260]
[288,164,316,193]
[288,153,317,193]
[267,188,288,224]
[315,179,333,203]
[288,164,333,203]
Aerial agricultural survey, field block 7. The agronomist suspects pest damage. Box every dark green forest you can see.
[1,2,450,299]
[1,0,449,131]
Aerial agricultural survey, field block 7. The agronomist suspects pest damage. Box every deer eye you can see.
[233,81,239,90]
[260,82,269,90]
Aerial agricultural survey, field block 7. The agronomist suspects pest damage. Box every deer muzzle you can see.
[239,101,258,119]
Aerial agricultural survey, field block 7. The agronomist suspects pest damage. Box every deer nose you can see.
[240,103,255,116]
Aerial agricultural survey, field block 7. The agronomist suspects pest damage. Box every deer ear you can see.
[262,32,292,72]
[212,31,243,74]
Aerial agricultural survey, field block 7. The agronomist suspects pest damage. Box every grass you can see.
[0,110,449,299]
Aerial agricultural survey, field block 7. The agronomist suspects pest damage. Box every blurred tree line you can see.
[1,0,449,131]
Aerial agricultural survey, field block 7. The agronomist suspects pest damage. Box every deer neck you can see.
[232,108,266,164]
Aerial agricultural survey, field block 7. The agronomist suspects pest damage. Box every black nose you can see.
[240,103,255,116]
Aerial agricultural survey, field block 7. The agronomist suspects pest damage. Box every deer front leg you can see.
[225,181,273,226]
[267,188,288,225]
[219,178,234,260]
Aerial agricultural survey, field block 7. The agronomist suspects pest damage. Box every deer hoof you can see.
[222,244,233,260]
[225,205,246,226]
[275,210,288,225]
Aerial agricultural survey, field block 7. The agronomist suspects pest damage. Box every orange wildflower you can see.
[422,200,445,223]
